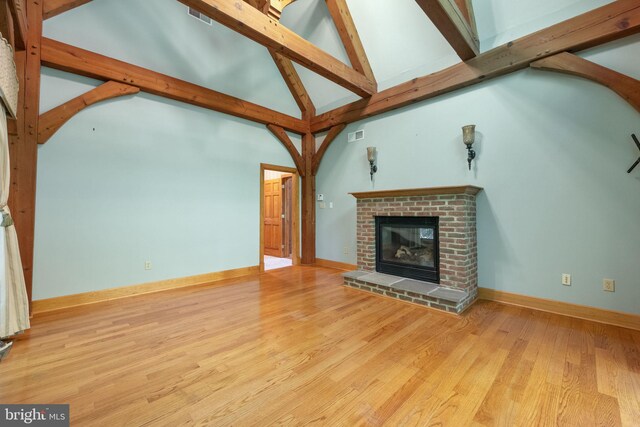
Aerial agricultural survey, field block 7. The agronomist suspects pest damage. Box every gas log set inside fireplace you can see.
[376,216,439,283]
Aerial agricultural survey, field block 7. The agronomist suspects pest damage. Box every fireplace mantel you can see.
[350,185,482,199]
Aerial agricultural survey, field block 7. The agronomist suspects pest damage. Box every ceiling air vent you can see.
[188,7,212,25]
[347,130,365,143]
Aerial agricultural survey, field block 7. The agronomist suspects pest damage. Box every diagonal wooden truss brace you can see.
[266,124,305,176]
[269,50,315,115]
[530,52,640,115]
[325,0,376,83]
[38,81,140,145]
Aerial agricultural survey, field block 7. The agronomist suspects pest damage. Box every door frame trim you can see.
[260,163,300,272]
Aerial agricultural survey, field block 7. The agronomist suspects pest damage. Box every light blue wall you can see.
[316,36,640,315]
[33,69,295,300]
[34,0,301,300]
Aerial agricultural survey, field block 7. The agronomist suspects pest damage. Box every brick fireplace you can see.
[343,186,482,314]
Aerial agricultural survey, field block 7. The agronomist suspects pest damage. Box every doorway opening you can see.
[260,164,300,271]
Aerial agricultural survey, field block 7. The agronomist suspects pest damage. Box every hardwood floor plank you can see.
[595,330,626,393]
[617,370,640,427]
[0,266,639,425]
[472,336,530,424]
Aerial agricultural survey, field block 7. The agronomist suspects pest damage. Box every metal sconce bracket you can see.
[466,145,476,171]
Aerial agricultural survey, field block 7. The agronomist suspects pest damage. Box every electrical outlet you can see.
[343,246,349,255]
[603,279,615,292]
[144,261,152,271]
[561,274,571,286]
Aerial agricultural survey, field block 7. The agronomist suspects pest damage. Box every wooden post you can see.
[301,132,315,264]
[8,0,41,308]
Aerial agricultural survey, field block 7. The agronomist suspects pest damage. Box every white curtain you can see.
[0,104,29,338]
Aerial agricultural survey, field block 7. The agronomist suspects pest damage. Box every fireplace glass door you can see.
[375,216,439,283]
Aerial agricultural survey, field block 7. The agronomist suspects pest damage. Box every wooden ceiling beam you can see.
[312,0,640,133]
[266,124,305,176]
[40,38,308,134]
[38,81,140,145]
[177,0,376,98]
[531,52,640,115]
[325,0,375,83]
[43,0,92,20]
[312,123,346,175]
[416,0,479,61]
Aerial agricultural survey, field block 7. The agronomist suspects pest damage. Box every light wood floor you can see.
[2,266,640,426]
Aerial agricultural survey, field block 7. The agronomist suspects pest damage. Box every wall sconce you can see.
[367,147,378,181]
[462,125,476,170]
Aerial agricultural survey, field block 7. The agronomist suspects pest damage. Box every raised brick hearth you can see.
[345,186,482,314]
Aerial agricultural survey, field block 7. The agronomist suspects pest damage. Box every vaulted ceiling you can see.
[42,0,617,116]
